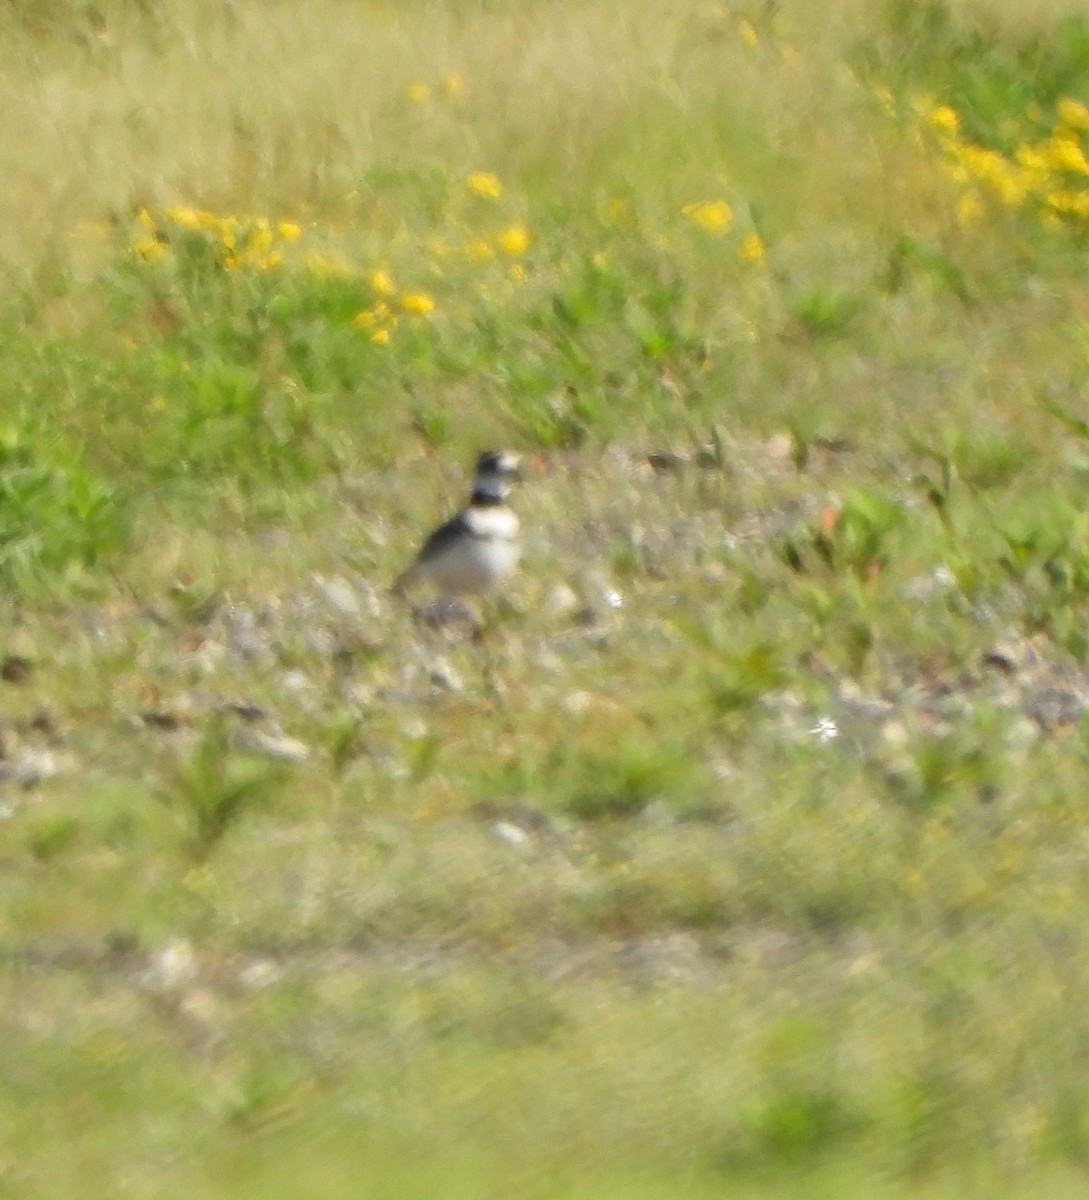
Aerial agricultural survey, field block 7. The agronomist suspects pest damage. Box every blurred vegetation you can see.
[5,0,1089,1196]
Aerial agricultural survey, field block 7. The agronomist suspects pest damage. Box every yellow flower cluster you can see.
[920,96,1089,229]
[736,230,767,266]
[351,269,437,344]
[121,157,772,356]
[680,197,766,266]
[467,172,503,200]
[682,199,734,234]
[131,206,302,270]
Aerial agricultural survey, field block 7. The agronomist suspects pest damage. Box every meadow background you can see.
[6,0,1089,1194]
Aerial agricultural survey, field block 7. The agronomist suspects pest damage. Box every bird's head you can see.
[472,450,523,502]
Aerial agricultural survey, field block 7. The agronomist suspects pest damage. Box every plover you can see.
[393,450,523,600]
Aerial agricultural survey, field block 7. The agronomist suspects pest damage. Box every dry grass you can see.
[7,0,1089,1195]
[0,0,948,274]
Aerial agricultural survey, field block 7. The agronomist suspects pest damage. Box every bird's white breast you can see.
[463,506,520,541]
[424,505,521,595]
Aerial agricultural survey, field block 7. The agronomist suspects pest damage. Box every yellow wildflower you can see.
[137,208,157,234]
[248,220,274,255]
[682,199,733,234]
[1058,97,1089,131]
[738,18,758,47]
[400,292,435,315]
[737,231,766,266]
[165,205,202,231]
[993,168,1032,208]
[955,145,1031,207]
[497,225,530,256]
[371,329,391,346]
[442,74,464,95]
[1046,133,1089,175]
[1015,143,1048,172]
[926,105,959,137]
[277,220,302,241]
[134,237,168,264]
[407,82,430,103]
[468,172,502,199]
[1047,189,1089,218]
[370,268,395,295]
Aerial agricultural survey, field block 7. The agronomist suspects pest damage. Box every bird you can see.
[393,450,523,601]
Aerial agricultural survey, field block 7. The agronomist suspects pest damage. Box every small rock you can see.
[281,670,316,696]
[1006,717,1039,751]
[0,656,32,684]
[222,700,266,723]
[141,710,183,731]
[238,959,283,991]
[1028,688,1086,731]
[192,639,228,672]
[177,987,221,1029]
[235,728,310,762]
[341,681,376,707]
[492,820,531,848]
[144,938,197,991]
[28,711,60,737]
[880,720,909,749]
[401,717,428,740]
[223,610,270,662]
[0,750,64,788]
[304,627,338,657]
[314,574,362,619]
[764,432,795,462]
[837,681,895,720]
[647,450,688,474]
[709,756,737,782]
[641,800,677,826]
[982,643,1021,674]
[428,658,463,693]
[543,582,580,619]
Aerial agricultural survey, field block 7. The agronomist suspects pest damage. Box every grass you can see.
[7,0,1089,1194]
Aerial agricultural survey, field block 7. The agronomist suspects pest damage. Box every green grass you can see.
[7,0,1089,1195]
